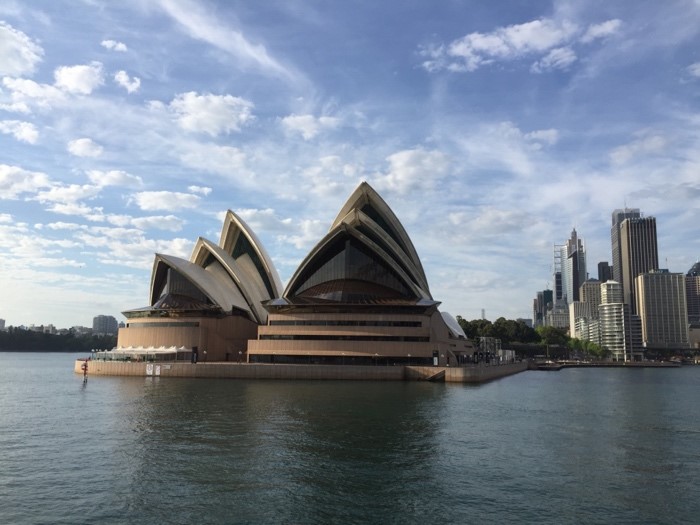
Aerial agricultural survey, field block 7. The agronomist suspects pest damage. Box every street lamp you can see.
[407,353,411,366]
[238,350,242,363]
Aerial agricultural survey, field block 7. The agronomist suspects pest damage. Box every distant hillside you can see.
[0,328,116,352]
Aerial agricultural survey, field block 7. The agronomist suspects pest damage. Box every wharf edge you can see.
[74,360,527,383]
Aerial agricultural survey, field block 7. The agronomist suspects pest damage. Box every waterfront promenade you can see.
[529,360,682,370]
[74,359,527,383]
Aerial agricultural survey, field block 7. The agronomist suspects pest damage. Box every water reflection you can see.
[112,378,450,524]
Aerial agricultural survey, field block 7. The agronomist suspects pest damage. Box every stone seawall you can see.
[75,360,527,383]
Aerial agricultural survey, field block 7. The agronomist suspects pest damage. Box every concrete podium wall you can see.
[75,360,527,383]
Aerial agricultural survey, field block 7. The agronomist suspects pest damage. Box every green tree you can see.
[456,316,494,339]
[456,316,539,344]
[536,325,569,347]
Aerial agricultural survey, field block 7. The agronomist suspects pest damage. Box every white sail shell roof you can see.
[190,237,271,324]
[218,210,283,299]
[441,311,467,339]
[283,183,435,303]
[331,181,428,288]
[149,253,251,316]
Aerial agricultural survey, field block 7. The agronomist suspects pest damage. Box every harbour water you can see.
[1,352,699,524]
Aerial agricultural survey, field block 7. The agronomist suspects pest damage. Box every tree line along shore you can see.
[0,327,116,353]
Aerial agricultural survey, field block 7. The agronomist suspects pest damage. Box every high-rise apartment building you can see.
[636,270,689,349]
[580,279,602,315]
[620,216,658,314]
[545,302,570,329]
[569,301,592,339]
[687,262,700,323]
[599,280,643,361]
[601,280,623,304]
[570,279,601,340]
[93,315,119,335]
[611,208,641,286]
[560,229,586,305]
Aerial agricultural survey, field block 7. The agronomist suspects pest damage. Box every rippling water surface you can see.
[1,352,699,524]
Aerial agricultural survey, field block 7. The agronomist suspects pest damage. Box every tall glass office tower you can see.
[611,208,641,287]
[620,216,659,314]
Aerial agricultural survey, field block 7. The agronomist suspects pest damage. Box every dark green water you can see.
[1,353,699,524]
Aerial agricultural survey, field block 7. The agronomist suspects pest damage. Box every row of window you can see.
[250,355,434,366]
[259,335,429,342]
[126,322,201,328]
[269,320,421,327]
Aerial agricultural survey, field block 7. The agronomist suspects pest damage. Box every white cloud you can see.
[373,148,450,195]
[168,91,254,136]
[44,221,81,231]
[0,164,52,199]
[43,212,183,233]
[43,202,106,221]
[281,114,340,140]
[131,191,201,211]
[179,143,249,179]
[54,62,104,94]
[279,218,326,250]
[442,18,578,72]
[0,21,43,76]
[187,185,212,195]
[237,208,293,233]
[67,138,103,157]
[422,17,621,73]
[298,155,359,198]
[448,207,533,237]
[87,170,143,187]
[71,226,193,269]
[1,77,65,112]
[101,39,127,52]
[0,120,38,143]
[581,19,622,44]
[114,70,140,93]
[610,134,667,165]
[155,0,297,82]
[688,62,700,78]
[524,128,559,146]
[129,215,185,232]
[34,184,102,205]
[449,120,567,180]
[531,47,576,73]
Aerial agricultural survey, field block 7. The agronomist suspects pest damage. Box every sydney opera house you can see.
[117,182,472,366]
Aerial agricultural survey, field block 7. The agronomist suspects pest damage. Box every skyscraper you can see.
[553,244,563,302]
[685,261,700,323]
[636,270,689,349]
[611,208,641,286]
[560,229,586,304]
[533,289,553,328]
[620,216,659,314]
[598,261,611,283]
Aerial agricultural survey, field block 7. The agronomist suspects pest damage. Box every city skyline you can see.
[2,1,700,328]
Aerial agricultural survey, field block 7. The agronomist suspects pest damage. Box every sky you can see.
[1,0,700,328]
